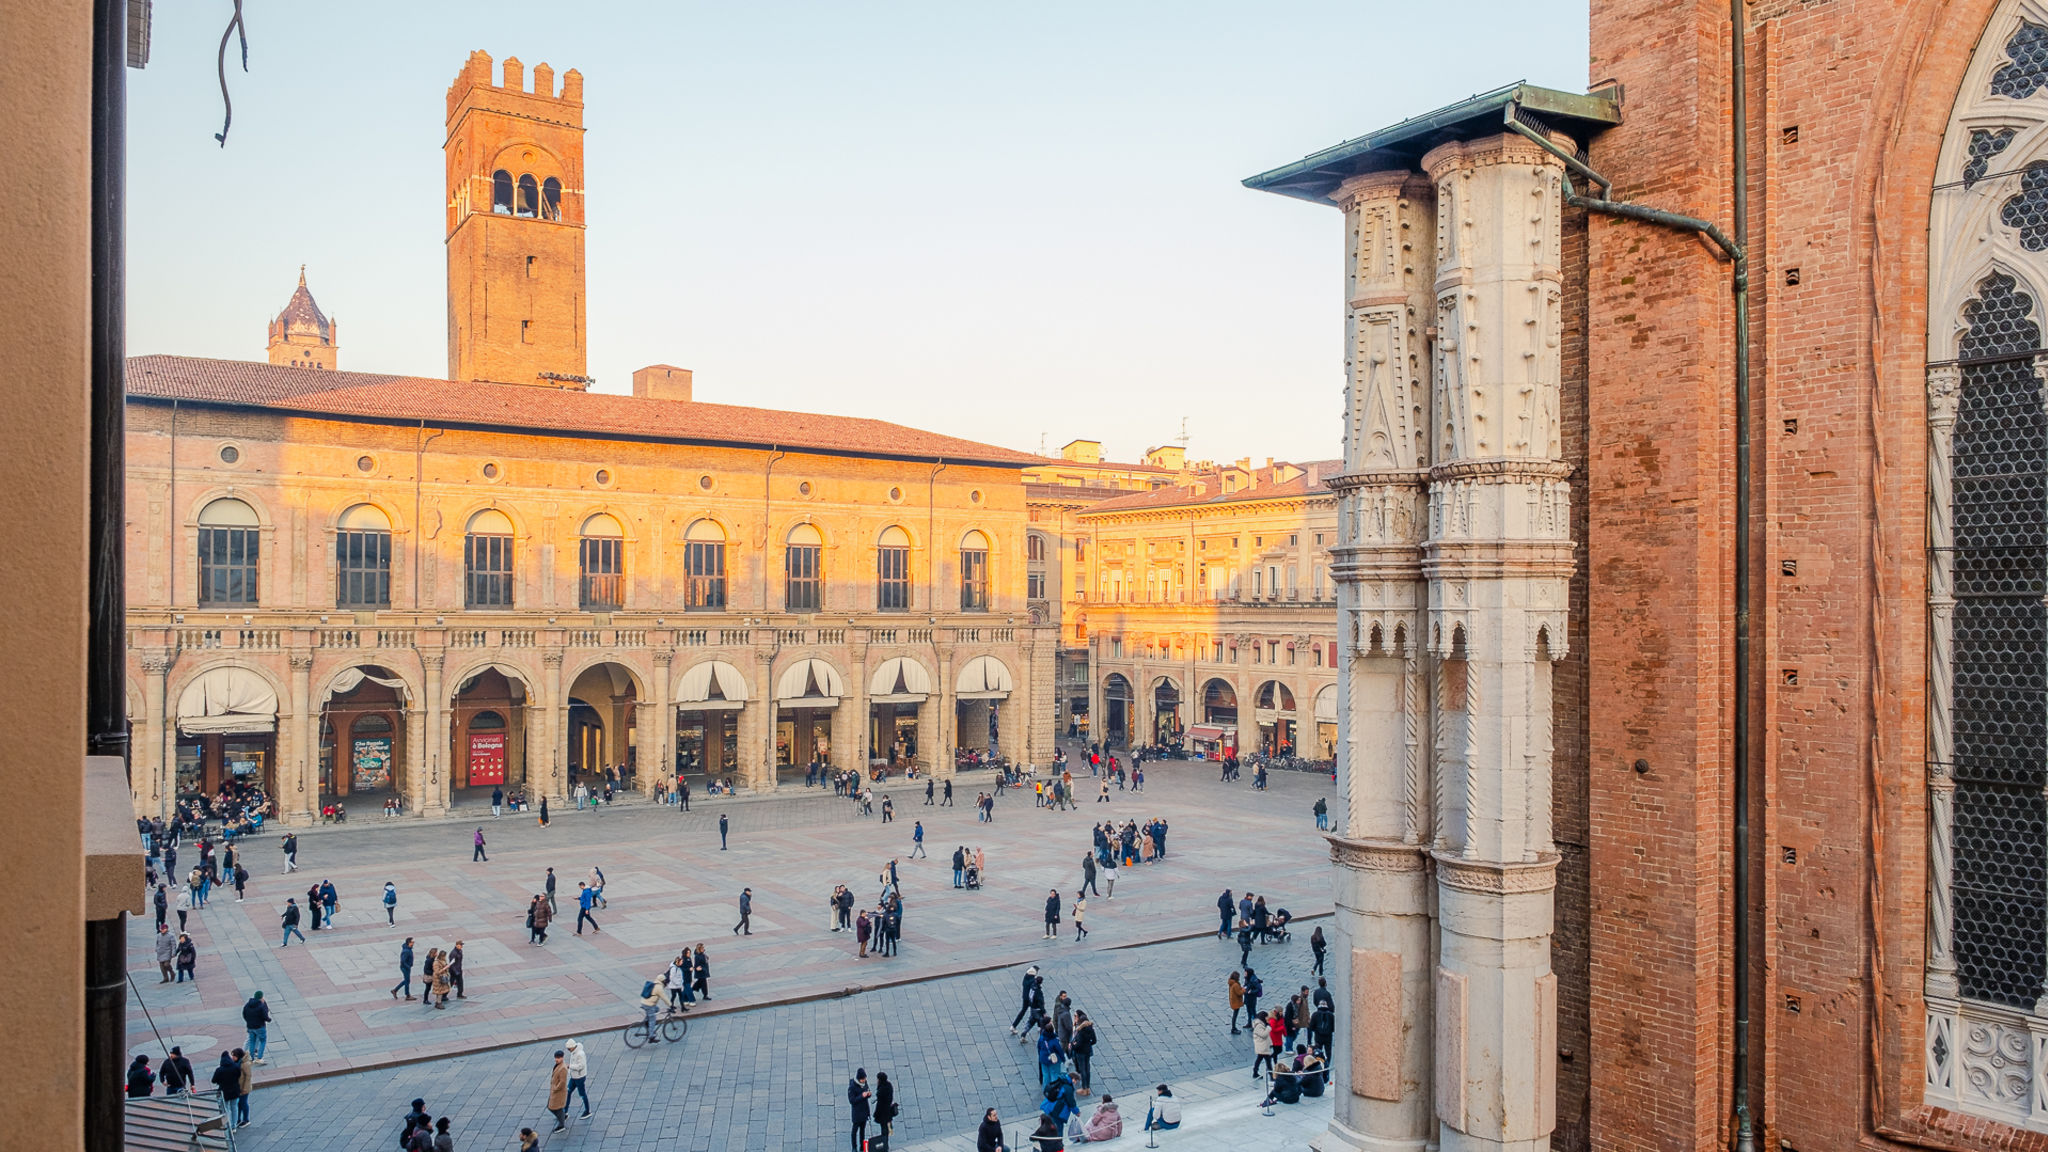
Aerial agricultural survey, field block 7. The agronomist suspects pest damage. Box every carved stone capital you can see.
[139,656,172,676]
[1929,363,1962,426]
[1432,851,1559,895]
[287,654,315,672]
[1328,834,1429,873]
[542,652,565,668]
[1429,459,1575,485]
[421,653,445,673]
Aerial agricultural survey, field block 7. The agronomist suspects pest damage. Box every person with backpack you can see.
[382,881,399,925]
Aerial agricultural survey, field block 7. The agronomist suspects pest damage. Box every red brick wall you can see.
[1578,0,2007,1150]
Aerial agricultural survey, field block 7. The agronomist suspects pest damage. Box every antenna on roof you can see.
[1176,417,1190,452]
[1039,432,1047,455]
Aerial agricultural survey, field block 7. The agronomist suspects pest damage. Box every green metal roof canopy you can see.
[1242,81,1622,204]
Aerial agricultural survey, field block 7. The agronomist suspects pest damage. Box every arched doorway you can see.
[1255,680,1297,755]
[1189,678,1239,758]
[1152,678,1182,747]
[679,659,748,787]
[1314,684,1337,760]
[449,665,528,800]
[1103,673,1132,746]
[318,666,409,809]
[955,655,1014,760]
[567,662,641,793]
[174,665,279,803]
[868,656,933,774]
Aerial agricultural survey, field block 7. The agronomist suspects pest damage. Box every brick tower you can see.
[266,265,338,369]
[443,50,588,389]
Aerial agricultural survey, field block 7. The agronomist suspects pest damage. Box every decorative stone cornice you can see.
[1428,459,1575,484]
[1327,469,1430,493]
[1432,850,1559,895]
[1328,834,1429,872]
[287,654,315,671]
[1420,132,1568,181]
[139,656,171,675]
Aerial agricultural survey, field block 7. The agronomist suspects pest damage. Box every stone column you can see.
[751,646,775,791]
[1317,167,1438,1152]
[287,653,315,824]
[421,653,448,816]
[543,650,566,799]
[1418,133,1572,1152]
[840,639,869,773]
[648,649,674,796]
[1927,362,1961,999]
[138,655,170,820]
[404,693,427,818]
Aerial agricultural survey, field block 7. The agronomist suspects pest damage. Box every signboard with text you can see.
[468,731,507,786]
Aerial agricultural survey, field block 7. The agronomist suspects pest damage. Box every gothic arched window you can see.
[542,176,562,221]
[492,169,514,215]
[516,174,539,218]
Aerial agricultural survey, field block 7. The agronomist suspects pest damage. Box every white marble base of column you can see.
[1324,835,1436,1152]
[1432,852,1558,1152]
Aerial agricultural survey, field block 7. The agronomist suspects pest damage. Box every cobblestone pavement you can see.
[128,756,1335,1082]
[225,929,1327,1152]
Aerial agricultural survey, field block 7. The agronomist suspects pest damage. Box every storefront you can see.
[173,666,279,800]
[1314,685,1337,761]
[1187,723,1237,760]
[1102,674,1132,746]
[450,665,527,797]
[1255,680,1296,755]
[319,666,410,806]
[774,657,844,782]
[954,654,1013,760]
[868,656,933,774]
[1152,678,1182,746]
[680,659,750,784]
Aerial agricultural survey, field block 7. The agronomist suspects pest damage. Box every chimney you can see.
[632,364,694,402]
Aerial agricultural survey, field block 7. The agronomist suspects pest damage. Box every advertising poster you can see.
[469,731,507,786]
[352,737,393,791]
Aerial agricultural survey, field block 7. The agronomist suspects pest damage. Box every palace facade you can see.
[121,51,1054,824]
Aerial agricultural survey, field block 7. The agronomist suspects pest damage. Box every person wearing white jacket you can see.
[563,1038,591,1119]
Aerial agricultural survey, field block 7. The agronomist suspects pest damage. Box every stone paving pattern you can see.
[128,756,1335,1098]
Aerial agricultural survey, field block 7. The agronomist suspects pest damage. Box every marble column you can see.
[543,651,566,799]
[139,655,170,820]
[648,650,674,796]
[287,653,315,824]
[422,653,448,816]
[1318,167,1438,1152]
[1419,133,1571,1152]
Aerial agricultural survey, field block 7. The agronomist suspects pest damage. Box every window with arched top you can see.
[198,498,260,606]
[786,523,824,612]
[542,176,562,221]
[492,170,514,215]
[960,529,990,612]
[877,526,911,612]
[684,519,727,610]
[516,173,539,218]
[464,508,515,609]
[579,513,624,611]
[334,504,392,609]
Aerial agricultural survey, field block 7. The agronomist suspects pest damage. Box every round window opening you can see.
[799,481,813,496]
[698,475,714,491]
[970,489,983,504]
[218,444,240,464]
[356,455,375,473]
[888,486,903,502]
[595,469,611,485]
[482,462,499,479]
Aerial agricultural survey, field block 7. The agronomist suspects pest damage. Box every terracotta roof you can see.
[1076,459,1342,516]
[126,355,1039,466]
[275,269,332,341]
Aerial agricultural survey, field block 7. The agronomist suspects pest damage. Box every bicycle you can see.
[622,1009,689,1048]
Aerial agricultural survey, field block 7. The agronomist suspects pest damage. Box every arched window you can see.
[877,526,911,612]
[491,169,514,215]
[684,519,727,611]
[198,497,259,607]
[516,173,539,218]
[786,523,823,612]
[335,504,392,609]
[464,508,515,609]
[1026,532,1047,600]
[579,513,624,611]
[542,176,562,221]
[960,530,990,612]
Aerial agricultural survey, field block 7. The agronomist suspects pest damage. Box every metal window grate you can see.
[2001,163,2048,251]
[1949,272,2048,1009]
[1993,21,2048,99]
[1967,129,2018,189]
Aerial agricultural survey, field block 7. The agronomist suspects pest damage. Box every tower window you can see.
[521,319,531,343]
[516,173,539,218]
[543,177,562,221]
[526,255,536,278]
[492,169,514,215]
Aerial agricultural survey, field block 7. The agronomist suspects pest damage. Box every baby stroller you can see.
[1266,908,1294,943]
[964,864,982,890]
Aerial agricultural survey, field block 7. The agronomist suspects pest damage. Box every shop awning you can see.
[955,654,1014,700]
[323,667,411,704]
[776,658,845,705]
[1188,724,1236,743]
[1315,685,1337,724]
[869,656,933,703]
[677,659,749,710]
[176,666,278,735]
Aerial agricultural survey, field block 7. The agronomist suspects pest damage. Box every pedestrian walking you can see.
[1043,888,1061,939]
[392,937,416,1000]
[279,898,305,946]
[153,882,168,931]
[233,862,248,902]
[1010,966,1044,1035]
[280,832,298,874]
[1310,925,1328,975]
[448,940,466,999]
[473,828,488,862]
[1218,889,1235,938]
[1251,1011,1276,1079]
[1228,971,1246,1033]
[1081,854,1098,897]
[547,1050,570,1132]
[242,991,271,1064]
[174,933,197,981]
[1238,924,1254,968]
[564,1038,591,1117]
[539,795,550,826]
[1072,893,1088,940]
[734,887,753,935]
[719,812,729,850]
[545,867,558,913]
[942,778,954,806]
[383,881,399,925]
[528,894,552,945]
[574,883,600,935]
[847,1068,871,1152]
[491,785,504,818]
[154,923,175,982]
[910,820,927,858]
[1036,1024,1066,1087]
[693,943,711,1000]
[925,778,935,806]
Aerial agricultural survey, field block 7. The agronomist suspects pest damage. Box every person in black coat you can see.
[874,1072,899,1143]
[1010,966,1042,1034]
[210,1052,242,1110]
[1217,889,1235,937]
[977,1108,1008,1152]
[1043,890,1061,939]
[125,1056,155,1098]
[160,1047,194,1095]
[847,1068,872,1152]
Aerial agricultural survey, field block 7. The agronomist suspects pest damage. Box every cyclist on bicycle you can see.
[639,976,666,1043]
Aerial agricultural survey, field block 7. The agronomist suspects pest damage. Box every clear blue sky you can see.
[128,1,1588,464]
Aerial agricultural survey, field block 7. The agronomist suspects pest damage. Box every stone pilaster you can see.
[287,653,315,824]
[421,652,448,816]
[1318,168,1439,1152]
[542,650,565,799]
[1419,133,1570,1152]
[138,656,171,821]
[1926,362,1961,999]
